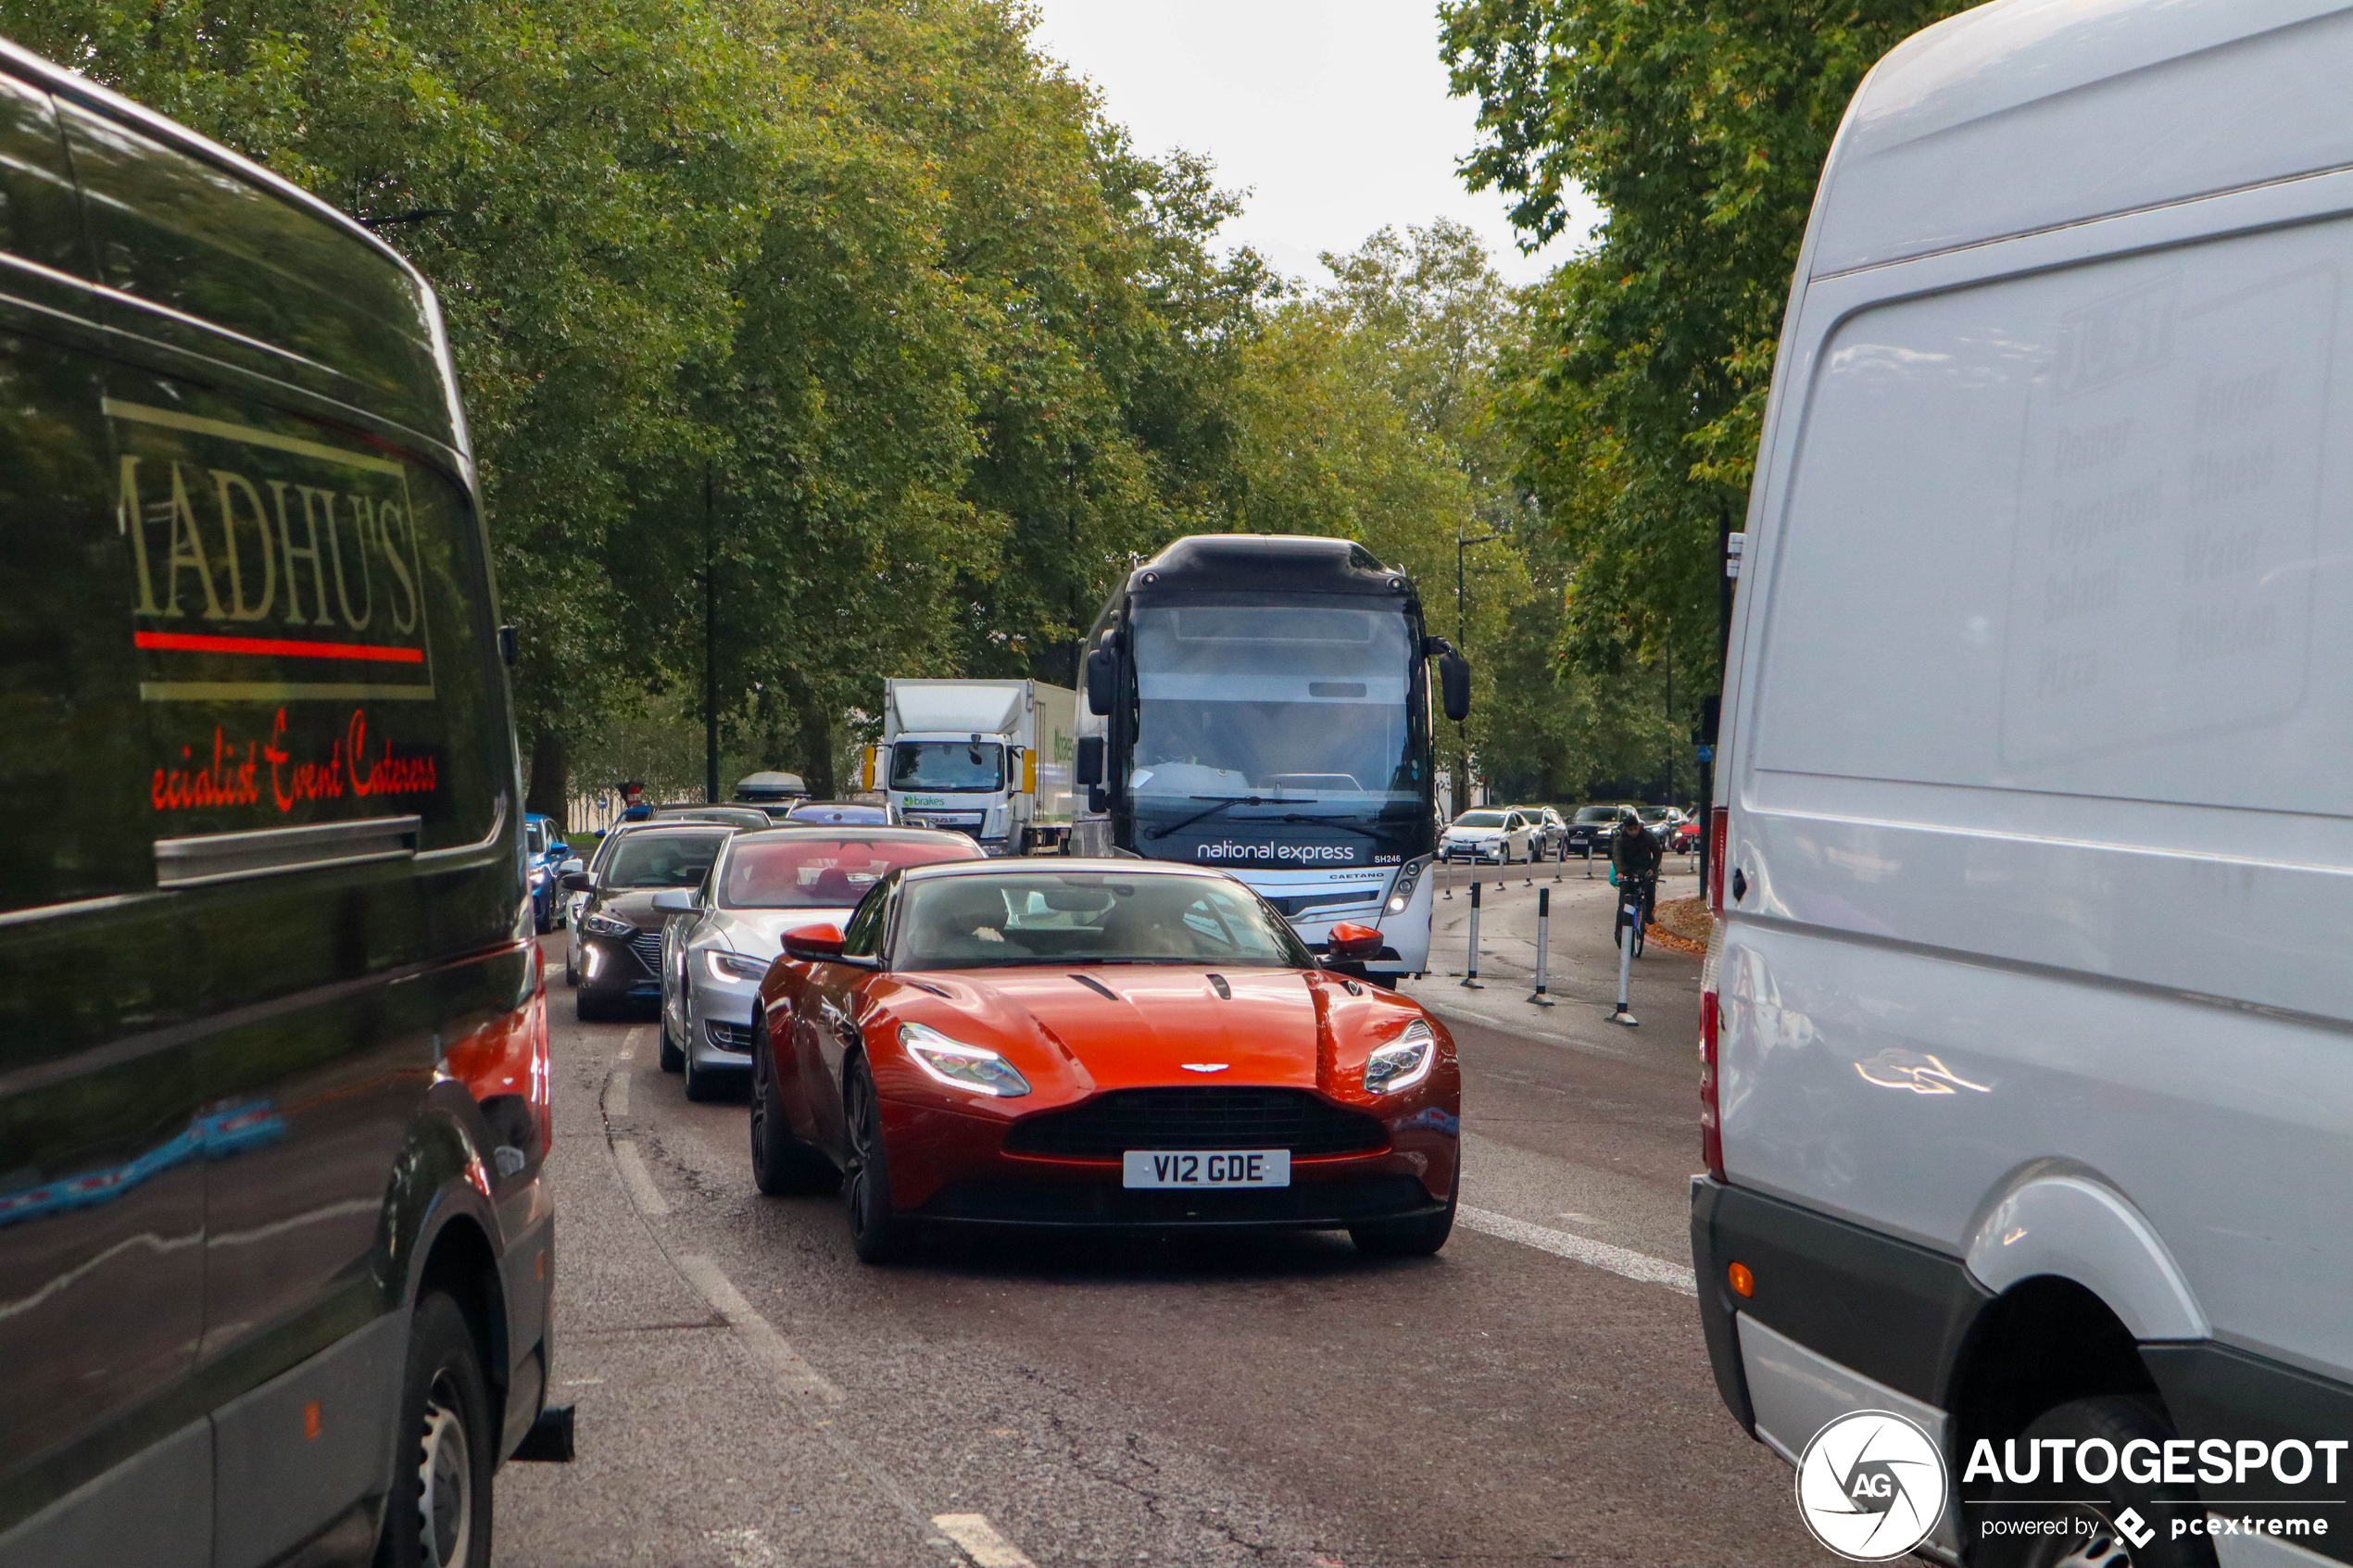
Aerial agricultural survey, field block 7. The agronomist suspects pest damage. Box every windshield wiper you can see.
[1146,796,1400,844]
[1143,794,1307,840]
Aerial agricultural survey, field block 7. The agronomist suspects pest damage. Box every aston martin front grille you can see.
[1004,1087,1386,1160]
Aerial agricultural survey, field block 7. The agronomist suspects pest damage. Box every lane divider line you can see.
[931,1513,1038,1568]
[678,1253,848,1408]
[1458,1204,1697,1296]
[612,1139,670,1217]
[604,1067,631,1119]
[620,1024,648,1062]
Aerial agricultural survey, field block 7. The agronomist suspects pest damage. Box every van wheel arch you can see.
[1946,1276,2168,1505]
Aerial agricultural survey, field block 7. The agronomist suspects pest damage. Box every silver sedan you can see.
[652,826,987,1100]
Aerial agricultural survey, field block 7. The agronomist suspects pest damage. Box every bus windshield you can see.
[1126,600,1429,866]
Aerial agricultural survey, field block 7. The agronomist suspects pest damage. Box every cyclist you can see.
[1610,809,1662,949]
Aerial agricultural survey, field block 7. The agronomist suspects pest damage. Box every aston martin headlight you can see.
[584,910,635,938]
[900,1021,1031,1098]
[707,948,772,984]
[1363,1018,1437,1096]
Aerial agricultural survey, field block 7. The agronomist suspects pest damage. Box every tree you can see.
[1441,0,1972,696]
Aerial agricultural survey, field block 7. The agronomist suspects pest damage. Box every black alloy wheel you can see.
[841,1056,916,1263]
[749,1018,838,1196]
[1976,1396,2217,1568]
[377,1293,495,1568]
[1351,1160,1458,1257]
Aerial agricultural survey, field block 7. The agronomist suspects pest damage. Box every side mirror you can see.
[559,871,594,892]
[650,889,696,915]
[1075,734,1104,786]
[1327,922,1384,960]
[559,858,585,876]
[781,923,847,962]
[1439,650,1471,723]
[549,842,568,859]
[1084,643,1118,717]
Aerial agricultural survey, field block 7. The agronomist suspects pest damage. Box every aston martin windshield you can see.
[896,872,1312,970]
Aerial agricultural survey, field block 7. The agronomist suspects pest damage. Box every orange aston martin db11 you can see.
[746,859,1461,1261]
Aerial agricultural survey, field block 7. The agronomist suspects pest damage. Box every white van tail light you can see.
[1698,987,1724,1180]
[1707,808,1728,914]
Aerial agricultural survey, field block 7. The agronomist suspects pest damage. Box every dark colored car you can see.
[0,39,560,1568]
[1562,804,1636,858]
[566,825,733,1021]
[649,803,774,830]
[525,811,573,932]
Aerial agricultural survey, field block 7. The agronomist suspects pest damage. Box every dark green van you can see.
[0,37,558,1568]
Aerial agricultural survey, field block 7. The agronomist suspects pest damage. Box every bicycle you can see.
[1612,871,1656,958]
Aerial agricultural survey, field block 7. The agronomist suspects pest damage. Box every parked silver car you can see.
[652,826,985,1099]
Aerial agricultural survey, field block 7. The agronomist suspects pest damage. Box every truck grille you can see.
[1003,1088,1387,1160]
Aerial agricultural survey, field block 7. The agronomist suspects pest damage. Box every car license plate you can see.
[1121,1149,1290,1188]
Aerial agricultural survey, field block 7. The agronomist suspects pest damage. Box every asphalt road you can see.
[497,860,1835,1568]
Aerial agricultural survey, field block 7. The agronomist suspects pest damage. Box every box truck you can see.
[867,679,1076,855]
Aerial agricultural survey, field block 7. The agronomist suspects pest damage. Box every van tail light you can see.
[445,942,554,1168]
[1707,808,1729,914]
[525,943,552,1156]
[1698,988,1725,1179]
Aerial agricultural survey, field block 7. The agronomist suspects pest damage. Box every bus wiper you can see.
[1145,794,1306,840]
[1146,797,1391,842]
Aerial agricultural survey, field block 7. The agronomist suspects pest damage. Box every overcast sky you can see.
[1023,0,1601,289]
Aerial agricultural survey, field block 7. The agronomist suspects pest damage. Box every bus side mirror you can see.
[1085,642,1118,717]
[1439,650,1471,722]
[1075,735,1104,786]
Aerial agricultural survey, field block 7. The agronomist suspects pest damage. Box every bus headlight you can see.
[1385,856,1429,915]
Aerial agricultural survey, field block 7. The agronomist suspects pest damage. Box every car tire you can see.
[1351,1167,1457,1258]
[562,951,577,988]
[842,1056,916,1264]
[1976,1395,2218,1568]
[750,1023,838,1196]
[658,1013,685,1074]
[376,1291,495,1568]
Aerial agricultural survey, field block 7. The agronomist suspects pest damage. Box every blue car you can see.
[524,812,573,933]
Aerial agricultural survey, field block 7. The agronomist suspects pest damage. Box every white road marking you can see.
[931,1513,1038,1568]
[604,1068,630,1118]
[611,1139,670,1216]
[1458,1204,1697,1296]
[678,1254,848,1406]
[620,1024,648,1062]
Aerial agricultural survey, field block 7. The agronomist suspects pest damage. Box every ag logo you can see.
[1794,1410,1948,1562]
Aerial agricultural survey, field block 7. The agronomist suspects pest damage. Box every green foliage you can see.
[1441,0,1971,696]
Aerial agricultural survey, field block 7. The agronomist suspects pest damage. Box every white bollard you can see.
[1611,883,1639,1025]
[1527,886,1554,1006]
[1460,880,1483,989]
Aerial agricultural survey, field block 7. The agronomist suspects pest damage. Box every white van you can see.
[1694,3,2353,1564]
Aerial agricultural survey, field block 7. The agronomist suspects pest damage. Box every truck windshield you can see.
[1127,600,1429,866]
[891,741,1003,793]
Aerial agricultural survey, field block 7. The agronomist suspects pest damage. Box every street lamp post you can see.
[1454,531,1501,809]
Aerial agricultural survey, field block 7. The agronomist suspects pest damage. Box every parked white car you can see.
[1694,3,2353,1560]
[1439,808,1533,865]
